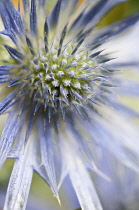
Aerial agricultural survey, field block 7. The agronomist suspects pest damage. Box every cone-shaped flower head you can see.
[0,0,139,209]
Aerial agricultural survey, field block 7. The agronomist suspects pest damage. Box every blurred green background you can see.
[0,0,139,210]
[100,0,139,25]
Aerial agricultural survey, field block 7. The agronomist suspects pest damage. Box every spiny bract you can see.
[0,0,139,210]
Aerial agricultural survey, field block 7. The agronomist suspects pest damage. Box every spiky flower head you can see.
[0,0,139,209]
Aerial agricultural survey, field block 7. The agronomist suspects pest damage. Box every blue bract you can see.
[0,0,139,209]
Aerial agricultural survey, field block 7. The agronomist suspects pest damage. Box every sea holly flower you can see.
[0,0,139,209]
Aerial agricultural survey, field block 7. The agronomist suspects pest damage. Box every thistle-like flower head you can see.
[0,0,139,209]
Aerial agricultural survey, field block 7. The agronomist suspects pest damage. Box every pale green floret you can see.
[52,55,58,61]
[75,54,81,60]
[61,59,68,65]
[52,64,58,70]
[58,71,64,77]
[41,56,47,62]
[71,60,78,67]
[82,62,87,68]
[63,79,71,86]
[73,82,81,89]
[69,70,75,77]
[52,80,59,87]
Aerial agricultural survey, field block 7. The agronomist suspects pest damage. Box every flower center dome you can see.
[10,43,98,113]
